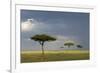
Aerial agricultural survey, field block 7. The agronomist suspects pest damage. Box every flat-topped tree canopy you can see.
[64,42,74,46]
[30,34,56,42]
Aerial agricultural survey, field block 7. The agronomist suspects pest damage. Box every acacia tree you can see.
[76,45,83,48]
[30,34,56,60]
[64,42,74,48]
[60,46,64,48]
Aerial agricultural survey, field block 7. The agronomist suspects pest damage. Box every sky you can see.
[21,9,89,51]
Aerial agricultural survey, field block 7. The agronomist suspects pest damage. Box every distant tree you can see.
[76,45,83,48]
[30,34,56,60]
[64,42,74,48]
[60,46,64,48]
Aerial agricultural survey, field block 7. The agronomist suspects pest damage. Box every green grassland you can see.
[21,50,89,63]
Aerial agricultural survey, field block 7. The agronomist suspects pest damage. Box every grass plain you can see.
[21,50,89,63]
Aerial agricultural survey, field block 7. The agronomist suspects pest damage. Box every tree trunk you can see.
[68,45,70,48]
[41,43,45,61]
[41,45,44,55]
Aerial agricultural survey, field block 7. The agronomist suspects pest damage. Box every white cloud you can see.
[21,19,34,31]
